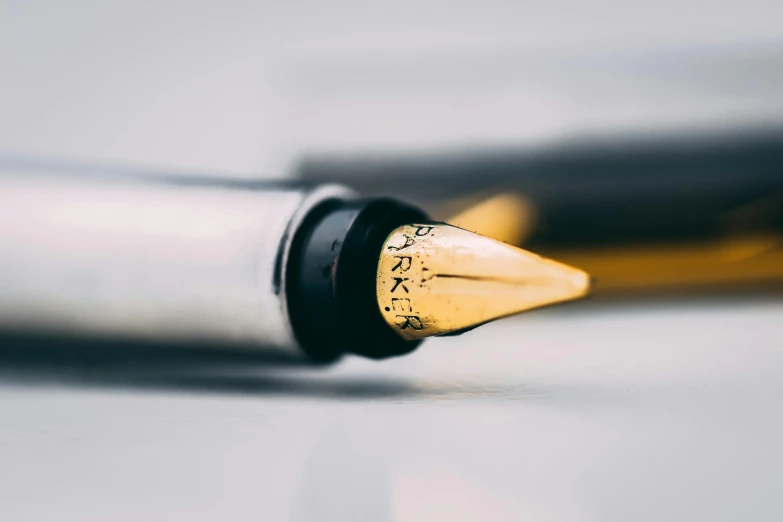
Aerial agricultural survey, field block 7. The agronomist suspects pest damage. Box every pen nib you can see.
[376,223,591,340]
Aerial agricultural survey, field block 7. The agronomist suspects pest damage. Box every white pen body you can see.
[0,166,350,358]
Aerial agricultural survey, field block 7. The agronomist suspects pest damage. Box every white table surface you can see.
[1,299,781,521]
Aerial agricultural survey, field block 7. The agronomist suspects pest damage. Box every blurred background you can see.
[1,2,783,521]
[2,0,781,298]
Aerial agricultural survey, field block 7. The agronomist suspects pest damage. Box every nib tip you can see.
[572,270,593,295]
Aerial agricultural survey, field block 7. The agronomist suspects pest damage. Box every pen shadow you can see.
[0,334,433,400]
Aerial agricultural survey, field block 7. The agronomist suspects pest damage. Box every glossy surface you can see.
[1,300,781,521]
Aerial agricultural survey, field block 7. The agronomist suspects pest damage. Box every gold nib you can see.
[376,223,591,340]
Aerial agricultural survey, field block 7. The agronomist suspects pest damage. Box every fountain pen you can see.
[0,163,590,364]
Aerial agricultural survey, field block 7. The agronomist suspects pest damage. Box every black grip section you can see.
[286,198,427,362]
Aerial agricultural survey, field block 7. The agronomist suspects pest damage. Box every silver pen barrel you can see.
[0,164,350,360]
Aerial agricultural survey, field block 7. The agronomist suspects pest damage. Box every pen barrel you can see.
[0,165,350,359]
